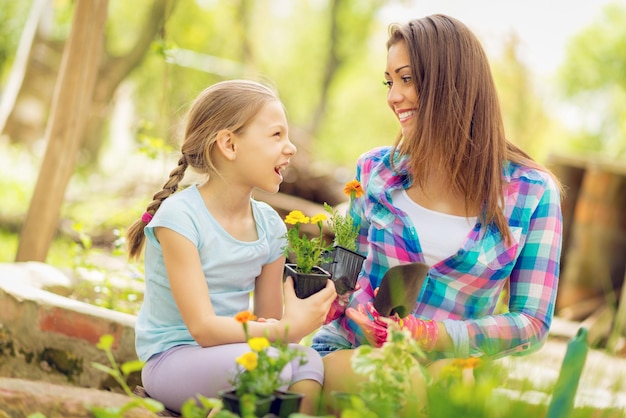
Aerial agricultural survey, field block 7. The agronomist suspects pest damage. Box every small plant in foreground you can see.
[91,334,233,417]
[347,325,428,417]
[226,310,307,417]
[90,334,164,417]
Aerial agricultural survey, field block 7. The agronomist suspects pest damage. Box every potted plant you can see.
[333,324,429,418]
[322,179,366,294]
[219,311,307,418]
[282,210,332,298]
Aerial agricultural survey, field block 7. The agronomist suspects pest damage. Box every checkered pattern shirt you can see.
[326,146,562,358]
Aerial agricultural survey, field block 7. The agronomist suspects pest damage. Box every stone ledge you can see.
[0,377,156,417]
[0,262,139,390]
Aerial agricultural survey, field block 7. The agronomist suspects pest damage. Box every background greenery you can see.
[0,0,625,312]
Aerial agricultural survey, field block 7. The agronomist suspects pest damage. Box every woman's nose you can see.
[387,85,402,106]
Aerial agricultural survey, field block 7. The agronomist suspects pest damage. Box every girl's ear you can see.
[215,129,236,160]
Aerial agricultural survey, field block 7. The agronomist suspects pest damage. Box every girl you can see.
[127,80,336,414]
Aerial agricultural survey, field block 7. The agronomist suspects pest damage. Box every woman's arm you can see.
[462,175,563,358]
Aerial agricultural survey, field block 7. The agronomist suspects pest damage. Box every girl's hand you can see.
[281,276,336,342]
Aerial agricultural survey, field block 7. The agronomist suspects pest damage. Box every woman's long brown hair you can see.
[387,14,561,242]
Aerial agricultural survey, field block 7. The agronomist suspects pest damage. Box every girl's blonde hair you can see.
[387,14,561,242]
[127,80,280,259]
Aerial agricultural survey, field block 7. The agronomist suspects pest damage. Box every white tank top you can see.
[391,189,477,266]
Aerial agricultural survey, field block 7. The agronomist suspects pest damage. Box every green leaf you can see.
[139,397,166,413]
[96,334,115,350]
[91,406,122,418]
[120,359,145,376]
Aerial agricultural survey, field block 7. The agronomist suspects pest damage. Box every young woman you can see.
[312,14,563,414]
[127,80,336,414]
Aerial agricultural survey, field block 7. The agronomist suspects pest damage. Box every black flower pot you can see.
[218,389,274,417]
[270,390,304,417]
[320,245,365,295]
[283,263,331,299]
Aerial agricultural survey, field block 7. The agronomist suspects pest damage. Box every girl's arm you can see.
[253,255,286,320]
[158,226,336,346]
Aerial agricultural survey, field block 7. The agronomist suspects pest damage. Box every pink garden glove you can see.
[385,313,439,352]
[345,302,390,347]
[347,302,439,351]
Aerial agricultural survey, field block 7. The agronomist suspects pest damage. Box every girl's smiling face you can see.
[384,41,418,137]
[233,100,296,193]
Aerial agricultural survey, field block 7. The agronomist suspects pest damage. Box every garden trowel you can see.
[372,262,429,318]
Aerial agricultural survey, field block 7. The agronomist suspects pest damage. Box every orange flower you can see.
[343,180,364,199]
[451,357,482,370]
[235,311,257,324]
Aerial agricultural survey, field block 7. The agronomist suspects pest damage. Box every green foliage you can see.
[92,334,234,418]
[491,36,558,162]
[91,335,164,417]
[65,225,144,315]
[349,326,428,416]
[232,313,308,398]
[136,119,175,160]
[0,230,18,262]
[324,202,358,250]
[282,210,331,274]
[0,0,29,79]
[557,2,626,157]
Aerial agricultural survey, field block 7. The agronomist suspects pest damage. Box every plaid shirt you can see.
[324,146,562,358]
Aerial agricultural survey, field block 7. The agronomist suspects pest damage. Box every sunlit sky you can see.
[379,0,620,78]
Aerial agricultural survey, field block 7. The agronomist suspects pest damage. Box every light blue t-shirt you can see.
[135,185,287,362]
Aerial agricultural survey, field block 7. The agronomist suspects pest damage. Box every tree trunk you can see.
[16,0,108,262]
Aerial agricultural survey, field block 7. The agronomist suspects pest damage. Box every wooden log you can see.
[556,163,626,310]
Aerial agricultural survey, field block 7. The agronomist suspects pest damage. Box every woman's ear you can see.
[215,129,236,160]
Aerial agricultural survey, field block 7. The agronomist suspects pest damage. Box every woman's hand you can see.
[346,302,389,347]
[280,276,336,342]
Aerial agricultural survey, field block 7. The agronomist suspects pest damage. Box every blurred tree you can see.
[0,0,176,163]
[557,1,626,157]
[16,0,109,263]
[491,34,558,163]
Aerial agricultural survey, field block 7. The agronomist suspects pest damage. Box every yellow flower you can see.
[310,213,327,224]
[248,337,270,352]
[284,210,310,225]
[344,179,364,199]
[235,311,257,324]
[236,352,258,371]
[282,210,330,274]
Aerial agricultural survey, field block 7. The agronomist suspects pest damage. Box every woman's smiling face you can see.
[384,41,418,137]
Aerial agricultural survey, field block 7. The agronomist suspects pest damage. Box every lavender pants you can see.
[141,343,324,413]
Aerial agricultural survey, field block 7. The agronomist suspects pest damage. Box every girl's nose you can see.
[285,138,297,156]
